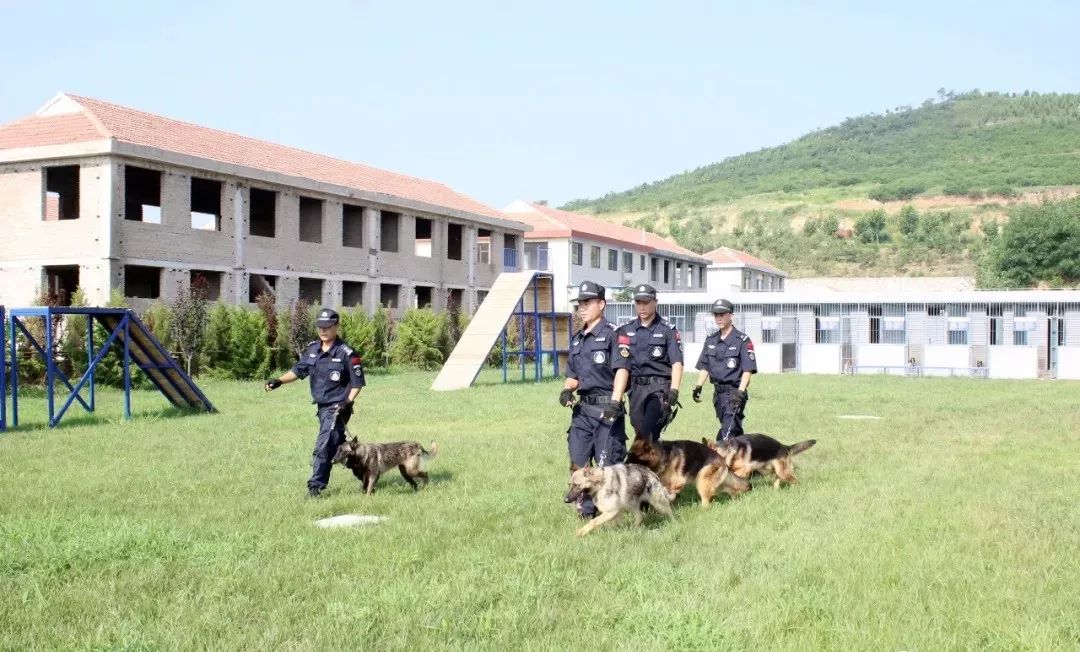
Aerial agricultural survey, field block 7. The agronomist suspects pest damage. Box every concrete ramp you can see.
[432,272,547,391]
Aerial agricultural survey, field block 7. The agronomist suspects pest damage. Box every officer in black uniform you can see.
[692,299,757,441]
[264,308,366,497]
[616,284,683,441]
[559,281,630,518]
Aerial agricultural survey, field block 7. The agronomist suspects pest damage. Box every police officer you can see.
[692,299,757,441]
[616,284,683,440]
[559,281,630,518]
[264,308,365,497]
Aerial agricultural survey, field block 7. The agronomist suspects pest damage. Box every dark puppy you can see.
[331,435,438,494]
[627,432,750,506]
[709,434,816,489]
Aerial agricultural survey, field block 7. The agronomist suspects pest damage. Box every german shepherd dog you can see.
[331,435,438,494]
[627,435,750,506]
[708,434,816,489]
[564,464,675,537]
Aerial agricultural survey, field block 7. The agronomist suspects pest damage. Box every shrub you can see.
[389,309,446,369]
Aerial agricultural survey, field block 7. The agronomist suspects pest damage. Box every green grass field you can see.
[2,371,1079,650]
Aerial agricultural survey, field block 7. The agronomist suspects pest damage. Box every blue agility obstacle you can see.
[6,306,215,429]
[1,306,6,431]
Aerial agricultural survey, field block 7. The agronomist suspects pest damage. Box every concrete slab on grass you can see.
[315,514,385,529]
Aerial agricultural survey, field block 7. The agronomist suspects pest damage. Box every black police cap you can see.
[711,299,734,314]
[315,307,340,327]
[575,281,605,301]
[632,284,658,301]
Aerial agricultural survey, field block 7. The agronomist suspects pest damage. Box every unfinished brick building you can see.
[0,93,528,313]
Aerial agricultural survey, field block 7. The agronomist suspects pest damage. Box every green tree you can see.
[899,205,919,236]
[169,276,210,376]
[390,309,445,369]
[820,214,840,238]
[855,209,889,244]
[981,198,1080,287]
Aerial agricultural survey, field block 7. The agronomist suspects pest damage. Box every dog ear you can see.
[702,437,709,446]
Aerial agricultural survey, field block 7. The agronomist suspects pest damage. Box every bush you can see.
[221,309,273,380]
[201,302,233,374]
[869,184,925,202]
[898,205,920,236]
[389,309,446,369]
[59,288,90,380]
[981,197,1080,287]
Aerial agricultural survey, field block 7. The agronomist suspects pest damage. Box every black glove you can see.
[265,378,282,391]
[337,399,354,422]
[559,389,575,407]
[692,386,703,403]
[729,390,747,411]
[662,388,679,406]
[601,400,624,422]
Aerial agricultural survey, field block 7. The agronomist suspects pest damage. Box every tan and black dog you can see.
[708,434,816,489]
[331,435,438,494]
[564,464,675,537]
[627,434,750,506]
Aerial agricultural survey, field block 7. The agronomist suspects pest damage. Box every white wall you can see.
[754,343,783,374]
[987,346,1038,379]
[800,344,841,374]
[855,344,907,374]
[562,236,706,310]
[923,345,971,375]
[546,239,572,311]
[683,342,704,375]
[707,267,741,295]
[1056,347,1080,380]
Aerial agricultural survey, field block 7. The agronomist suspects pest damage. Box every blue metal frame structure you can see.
[1,306,6,432]
[500,273,573,383]
[6,306,215,429]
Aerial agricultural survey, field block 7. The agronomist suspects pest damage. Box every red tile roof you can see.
[703,246,786,276]
[504,202,709,263]
[0,94,508,221]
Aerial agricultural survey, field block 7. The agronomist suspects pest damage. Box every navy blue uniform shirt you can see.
[616,316,683,377]
[695,328,757,385]
[566,321,630,395]
[291,338,366,404]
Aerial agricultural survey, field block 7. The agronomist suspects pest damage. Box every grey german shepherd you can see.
[564,464,675,537]
[331,434,438,494]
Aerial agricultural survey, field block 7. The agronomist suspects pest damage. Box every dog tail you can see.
[787,439,817,456]
[421,441,438,459]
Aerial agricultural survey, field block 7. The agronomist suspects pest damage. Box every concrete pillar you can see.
[231,185,246,305]
[364,207,380,314]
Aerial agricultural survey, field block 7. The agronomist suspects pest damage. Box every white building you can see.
[703,246,787,293]
[607,288,1080,380]
[502,201,710,311]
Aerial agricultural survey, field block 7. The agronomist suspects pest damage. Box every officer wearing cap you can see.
[692,299,757,441]
[559,281,630,518]
[264,307,366,497]
[615,284,683,440]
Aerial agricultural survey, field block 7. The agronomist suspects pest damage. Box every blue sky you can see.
[2,1,1077,209]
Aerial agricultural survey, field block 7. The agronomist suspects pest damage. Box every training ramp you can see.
[6,307,214,429]
[432,272,563,391]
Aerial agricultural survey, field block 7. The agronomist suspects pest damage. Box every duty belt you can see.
[632,375,669,385]
[578,394,611,405]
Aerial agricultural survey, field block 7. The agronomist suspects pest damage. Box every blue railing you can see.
[503,248,519,271]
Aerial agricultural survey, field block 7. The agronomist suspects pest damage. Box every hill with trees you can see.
[563,90,1080,285]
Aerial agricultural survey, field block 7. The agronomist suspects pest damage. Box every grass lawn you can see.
[2,371,1079,650]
